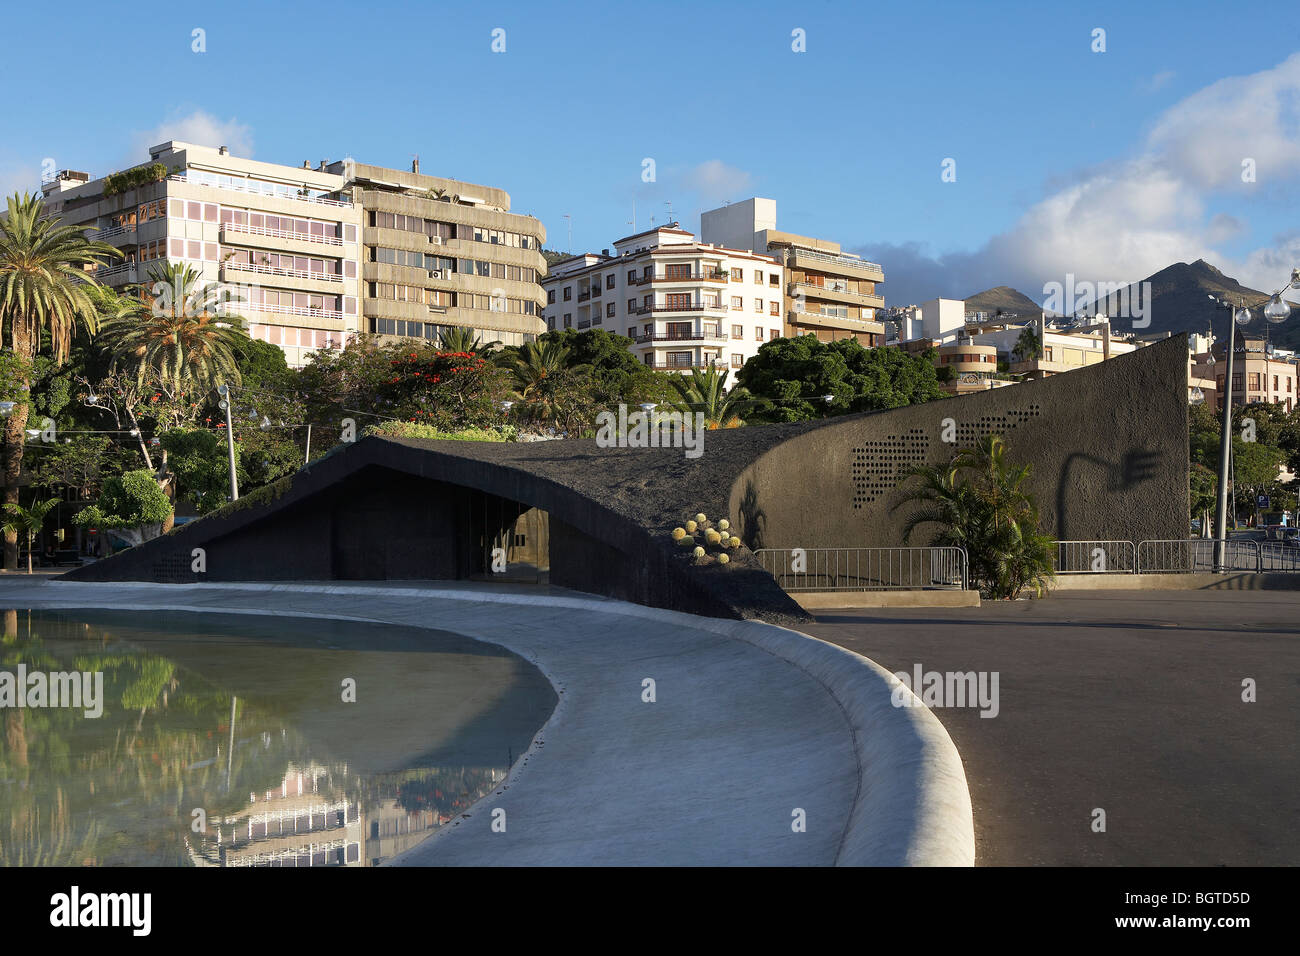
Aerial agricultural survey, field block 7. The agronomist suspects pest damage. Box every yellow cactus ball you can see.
[693,546,705,558]
[685,520,697,533]
[671,527,685,541]
[719,519,730,531]
[718,553,729,565]
[705,529,722,544]
[678,535,695,548]
[695,513,707,525]
[730,536,741,548]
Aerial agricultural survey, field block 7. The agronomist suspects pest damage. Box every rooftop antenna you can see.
[629,198,636,233]
[665,200,674,225]
[562,214,572,253]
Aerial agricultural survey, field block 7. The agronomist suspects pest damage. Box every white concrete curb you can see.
[37,579,975,866]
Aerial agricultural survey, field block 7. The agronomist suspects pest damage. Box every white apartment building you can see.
[41,141,364,368]
[541,225,784,372]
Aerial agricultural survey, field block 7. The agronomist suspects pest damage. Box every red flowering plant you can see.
[381,348,510,429]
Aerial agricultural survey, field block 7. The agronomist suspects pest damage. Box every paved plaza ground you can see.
[806,590,1300,865]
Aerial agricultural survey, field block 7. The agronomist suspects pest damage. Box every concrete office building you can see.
[42,141,364,368]
[541,224,783,372]
[700,197,886,346]
[328,158,547,348]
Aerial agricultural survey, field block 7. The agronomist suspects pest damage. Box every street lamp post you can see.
[217,385,239,501]
[1211,270,1300,570]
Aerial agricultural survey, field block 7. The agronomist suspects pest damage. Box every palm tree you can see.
[97,261,248,394]
[0,192,118,570]
[437,325,500,355]
[667,366,752,428]
[2,496,60,573]
[510,339,570,402]
[893,433,1055,598]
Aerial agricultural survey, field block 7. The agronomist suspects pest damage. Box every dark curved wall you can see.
[729,335,1189,550]
[65,336,1189,623]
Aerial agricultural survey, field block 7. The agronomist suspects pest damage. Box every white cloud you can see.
[128,110,254,162]
[856,53,1300,306]
[1138,70,1176,94]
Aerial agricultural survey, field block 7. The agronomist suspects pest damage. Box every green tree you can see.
[667,366,752,428]
[1012,326,1042,362]
[437,326,500,355]
[0,192,118,569]
[738,334,944,422]
[96,262,249,394]
[893,434,1056,598]
[1,497,60,573]
[74,469,173,548]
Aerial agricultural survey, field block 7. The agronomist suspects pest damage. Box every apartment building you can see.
[1193,335,1297,412]
[700,197,886,346]
[541,225,783,372]
[41,141,364,368]
[327,158,547,348]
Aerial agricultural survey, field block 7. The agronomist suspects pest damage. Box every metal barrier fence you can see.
[1135,538,1260,573]
[1055,540,1137,574]
[754,547,968,591]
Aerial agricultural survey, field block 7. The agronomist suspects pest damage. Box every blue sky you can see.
[4,0,1299,303]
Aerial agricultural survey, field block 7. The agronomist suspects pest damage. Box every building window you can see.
[627,327,635,338]
[1249,373,1261,390]
[666,263,691,279]
[547,289,555,304]
[731,296,743,310]
[730,267,743,281]
[606,302,616,318]
[731,354,743,368]
[769,274,780,287]
[625,299,635,312]
[606,274,616,289]
[753,270,762,284]
[769,302,780,315]
[770,329,780,340]
[755,327,763,341]
[754,299,763,312]
[564,313,572,328]
[628,270,636,284]
[643,265,653,279]
[731,324,743,339]
[563,286,572,301]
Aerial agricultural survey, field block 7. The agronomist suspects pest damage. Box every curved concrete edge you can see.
[37,579,975,866]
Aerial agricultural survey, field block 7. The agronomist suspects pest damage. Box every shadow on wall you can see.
[737,479,767,551]
[1056,449,1163,540]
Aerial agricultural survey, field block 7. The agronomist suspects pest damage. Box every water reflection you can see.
[1,610,554,867]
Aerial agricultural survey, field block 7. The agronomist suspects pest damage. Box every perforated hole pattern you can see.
[850,405,1042,508]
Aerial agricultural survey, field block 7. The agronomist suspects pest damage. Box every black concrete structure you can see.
[66,336,1190,624]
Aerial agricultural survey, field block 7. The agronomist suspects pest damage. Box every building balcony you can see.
[635,331,728,344]
[95,261,140,284]
[89,224,137,245]
[577,291,591,302]
[640,357,729,371]
[789,309,884,334]
[166,174,354,208]
[634,301,728,315]
[789,280,884,309]
[631,271,729,285]
[220,225,350,259]
[221,261,345,295]
[222,222,344,247]
[788,246,884,282]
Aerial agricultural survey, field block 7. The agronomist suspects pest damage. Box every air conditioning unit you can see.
[429,235,442,245]
[429,270,443,279]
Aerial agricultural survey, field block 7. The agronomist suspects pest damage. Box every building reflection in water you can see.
[2,610,519,867]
